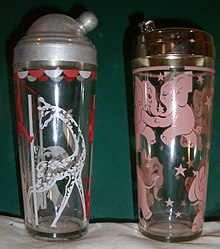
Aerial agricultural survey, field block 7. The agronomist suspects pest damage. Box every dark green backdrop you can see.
[1,0,220,221]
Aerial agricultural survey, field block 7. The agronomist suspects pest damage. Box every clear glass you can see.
[14,61,96,241]
[133,56,215,242]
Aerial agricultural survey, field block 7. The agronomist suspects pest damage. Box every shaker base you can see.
[139,220,202,242]
[26,217,88,241]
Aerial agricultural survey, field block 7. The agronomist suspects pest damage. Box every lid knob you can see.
[77,11,98,34]
[139,20,155,33]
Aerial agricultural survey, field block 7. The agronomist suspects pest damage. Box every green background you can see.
[0,0,220,221]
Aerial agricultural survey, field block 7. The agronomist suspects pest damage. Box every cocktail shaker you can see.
[13,11,98,241]
[132,20,215,242]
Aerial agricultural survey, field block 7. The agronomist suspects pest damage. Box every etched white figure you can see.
[34,145,70,211]
[28,97,86,227]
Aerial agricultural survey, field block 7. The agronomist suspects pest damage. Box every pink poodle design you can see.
[137,154,164,219]
[188,166,208,232]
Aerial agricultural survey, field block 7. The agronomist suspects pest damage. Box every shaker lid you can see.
[133,20,215,59]
[14,11,98,66]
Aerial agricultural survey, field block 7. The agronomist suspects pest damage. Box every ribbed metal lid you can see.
[132,20,215,59]
[14,11,98,66]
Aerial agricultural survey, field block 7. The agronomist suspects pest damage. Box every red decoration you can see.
[63,69,79,78]
[91,71,97,79]
[15,69,96,82]
[83,176,92,218]
[38,75,49,82]
[88,96,95,142]
[29,69,44,78]
[16,80,36,144]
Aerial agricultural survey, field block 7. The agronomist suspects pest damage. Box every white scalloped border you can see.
[15,67,95,82]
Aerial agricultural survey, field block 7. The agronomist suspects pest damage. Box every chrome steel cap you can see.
[133,20,215,59]
[14,11,98,66]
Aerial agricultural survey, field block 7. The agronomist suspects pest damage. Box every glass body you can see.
[132,54,215,242]
[14,61,96,241]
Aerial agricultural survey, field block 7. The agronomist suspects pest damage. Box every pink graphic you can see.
[175,212,182,218]
[137,155,163,219]
[133,66,215,75]
[157,72,164,81]
[188,166,208,232]
[175,164,187,177]
[191,88,212,151]
[181,200,187,207]
[192,89,205,150]
[156,74,196,146]
[133,66,170,74]
[197,74,204,84]
[165,198,174,207]
[134,67,214,233]
[135,73,197,147]
[184,66,215,73]
[134,76,159,146]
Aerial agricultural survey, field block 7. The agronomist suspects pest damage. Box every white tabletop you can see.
[1,215,220,248]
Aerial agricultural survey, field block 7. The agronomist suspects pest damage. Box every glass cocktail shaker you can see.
[13,11,98,241]
[132,20,215,242]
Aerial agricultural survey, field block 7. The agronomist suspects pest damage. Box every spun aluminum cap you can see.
[14,11,98,66]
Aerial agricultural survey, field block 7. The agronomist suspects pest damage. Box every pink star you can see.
[160,145,164,151]
[158,72,164,81]
[181,200,187,207]
[157,103,164,113]
[165,198,174,207]
[205,95,212,111]
[175,212,182,218]
[182,156,185,161]
[175,164,187,177]
[197,74,204,84]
